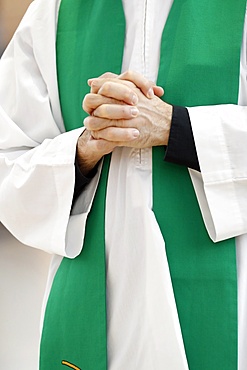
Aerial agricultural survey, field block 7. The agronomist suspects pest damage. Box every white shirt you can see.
[0,0,247,368]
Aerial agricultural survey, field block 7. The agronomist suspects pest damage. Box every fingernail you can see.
[147,88,154,98]
[132,94,138,105]
[132,129,140,138]
[131,108,139,117]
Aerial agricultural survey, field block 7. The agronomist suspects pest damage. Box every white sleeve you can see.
[0,0,98,258]
[188,104,247,242]
[187,9,247,243]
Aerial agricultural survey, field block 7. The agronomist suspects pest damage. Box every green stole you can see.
[40,1,246,369]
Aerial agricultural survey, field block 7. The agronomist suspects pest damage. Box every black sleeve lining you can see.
[164,105,200,172]
[72,158,98,208]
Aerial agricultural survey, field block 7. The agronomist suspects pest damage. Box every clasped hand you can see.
[77,71,172,175]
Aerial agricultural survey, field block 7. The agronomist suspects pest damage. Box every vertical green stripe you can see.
[40,0,125,368]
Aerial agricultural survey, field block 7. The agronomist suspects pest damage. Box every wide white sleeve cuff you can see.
[188,104,247,242]
[0,127,100,258]
[0,0,101,258]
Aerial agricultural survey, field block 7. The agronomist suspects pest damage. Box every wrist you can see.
[76,131,101,176]
[163,103,173,145]
[156,101,172,146]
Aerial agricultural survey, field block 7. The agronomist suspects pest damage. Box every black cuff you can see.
[164,105,200,171]
[72,158,97,207]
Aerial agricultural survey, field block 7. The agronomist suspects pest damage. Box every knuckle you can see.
[104,72,116,78]
[104,105,110,117]
[94,104,108,118]
[101,81,111,94]
[124,80,135,89]
[83,93,99,111]
[122,106,131,119]
[84,116,95,130]
[125,70,134,79]
[83,116,90,128]
[82,94,91,109]
[90,80,99,91]
[107,129,115,141]
[124,90,134,102]
[100,72,109,78]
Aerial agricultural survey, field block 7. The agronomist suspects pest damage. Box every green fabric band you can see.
[40,1,125,369]
[40,0,246,369]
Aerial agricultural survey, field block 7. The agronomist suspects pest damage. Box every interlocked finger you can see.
[88,72,118,89]
[83,93,124,115]
[90,80,139,105]
[118,70,164,98]
[90,77,136,94]
[88,70,164,99]
[84,116,136,131]
[93,104,139,120]
[118,70,155,98]
[91,127,140,142]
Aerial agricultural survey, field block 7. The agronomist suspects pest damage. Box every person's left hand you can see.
[83,75,173,149]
